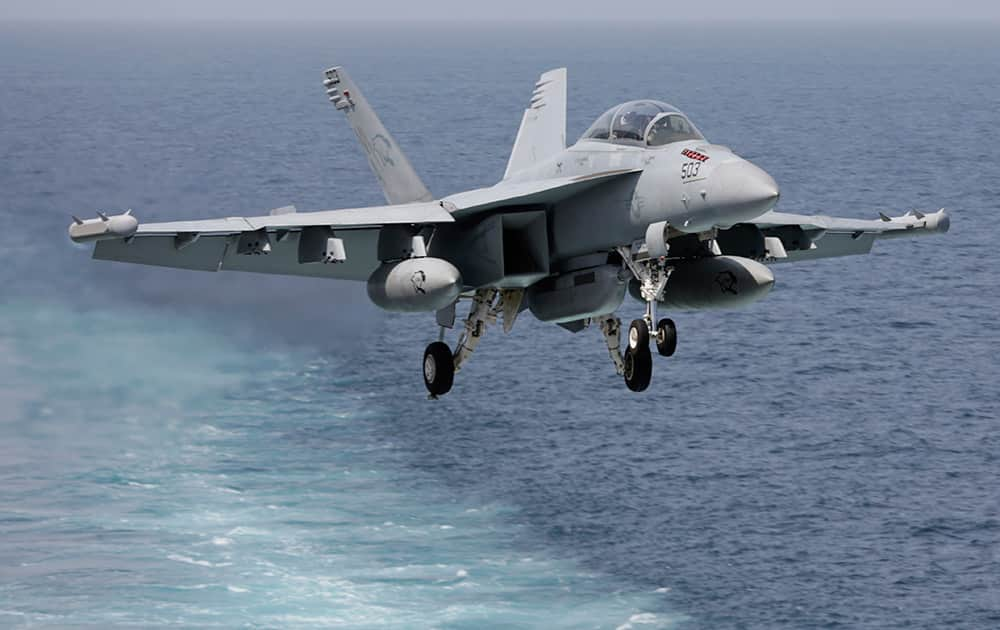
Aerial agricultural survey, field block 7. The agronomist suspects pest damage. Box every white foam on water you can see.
[226,526,271,537]
[0,300,680,628]
[616,612,667,630]
[126,481,159,489]
[167,554,232,568]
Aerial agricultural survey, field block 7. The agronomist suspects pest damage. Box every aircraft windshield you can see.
[580,100,703,146]
[646,113,703,146]
[581,107,616,140]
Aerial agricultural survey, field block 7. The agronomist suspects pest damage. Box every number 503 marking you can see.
[681,161,702,180]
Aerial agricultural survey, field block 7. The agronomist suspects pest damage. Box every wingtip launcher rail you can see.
[68,210,138,244]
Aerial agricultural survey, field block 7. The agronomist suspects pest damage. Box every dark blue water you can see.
[1,21,998,629]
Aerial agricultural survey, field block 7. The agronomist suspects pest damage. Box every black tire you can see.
[628,319,650,351]
[622,346,653,392]
[422,342,454,396]
[655,318,677,357]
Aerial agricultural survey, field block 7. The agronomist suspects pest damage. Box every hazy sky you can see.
[2,0,998,22]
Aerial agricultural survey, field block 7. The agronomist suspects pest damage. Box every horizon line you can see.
[2,17,1000,25]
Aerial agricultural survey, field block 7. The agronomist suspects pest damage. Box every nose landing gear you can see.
[602,244,678,392]
[655,318,677,357]
[622,318,652,392]
[598,313,676,393]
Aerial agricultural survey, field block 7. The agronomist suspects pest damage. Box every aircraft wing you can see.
[747,209,951,262]
[76,169,641,280]
[85,202,455,281]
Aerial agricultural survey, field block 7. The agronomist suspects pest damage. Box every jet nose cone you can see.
[709,159,780,222]
[746,164,780,205]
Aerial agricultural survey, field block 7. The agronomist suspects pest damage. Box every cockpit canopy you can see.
[580,100,704,147]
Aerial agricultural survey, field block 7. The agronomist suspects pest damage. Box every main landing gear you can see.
[422,288,520,398]
[422,341,454,397]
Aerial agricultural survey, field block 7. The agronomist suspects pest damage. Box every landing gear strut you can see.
[422,288,511,398]
[603,245,677,392]
[420,245,677,396]
[598,315,625,376]
[617,245,674,336]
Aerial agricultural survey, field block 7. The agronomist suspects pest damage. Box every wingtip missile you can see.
[68,210,139,243]
[877,208,951,240]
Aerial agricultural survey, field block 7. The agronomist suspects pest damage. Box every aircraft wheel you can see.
[655,318,677,357]
[423,341,454,396]
[628,319,650,351]
[622,346,652,392]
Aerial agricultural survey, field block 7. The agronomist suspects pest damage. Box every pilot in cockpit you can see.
[609,101,663,142]
[646,113,702,147]
[581,100,704,147]
[611,110,657,142]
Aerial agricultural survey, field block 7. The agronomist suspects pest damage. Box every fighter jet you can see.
[69,67,950,396]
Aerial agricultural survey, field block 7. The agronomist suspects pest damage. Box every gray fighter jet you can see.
[69,67,950,396]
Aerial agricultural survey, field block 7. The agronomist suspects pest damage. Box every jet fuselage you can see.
[506,138,780,261]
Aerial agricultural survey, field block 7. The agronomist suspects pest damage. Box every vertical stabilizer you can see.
[503,68,567,180]
[323,67,434,205]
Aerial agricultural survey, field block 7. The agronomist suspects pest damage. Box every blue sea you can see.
[1,20,998,629]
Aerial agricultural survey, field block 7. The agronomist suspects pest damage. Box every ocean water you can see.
[1,21,998,629]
